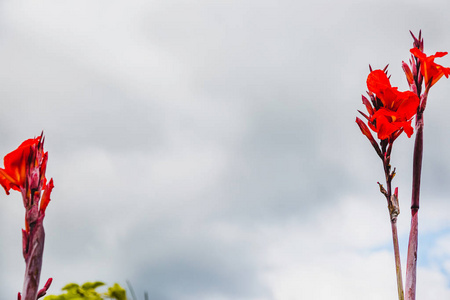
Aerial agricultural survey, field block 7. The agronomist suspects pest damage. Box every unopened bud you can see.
[402,61,414,86]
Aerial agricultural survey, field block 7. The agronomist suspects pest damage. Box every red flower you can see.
[0,134,53,214]
[410,48,450,88]
[360,69,420,140]
[0,137,41,194]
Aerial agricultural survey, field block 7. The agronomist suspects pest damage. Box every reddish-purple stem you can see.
[405,107,424,300]
[21,216,46,300]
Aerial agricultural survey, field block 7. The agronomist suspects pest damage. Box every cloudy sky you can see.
[1,0,450,299]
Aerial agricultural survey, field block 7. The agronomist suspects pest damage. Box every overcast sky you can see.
[1,1,450,299]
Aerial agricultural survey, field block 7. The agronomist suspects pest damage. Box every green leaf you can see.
[62,283,80,292]
[44,281,127,300]
[105,283,127,300]
[81,281,106,290]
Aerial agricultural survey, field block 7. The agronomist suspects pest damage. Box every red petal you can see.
[395,90,420,119]
[1,137,41,191]
[40,178,54,214]
[367,69,391,95]
[402,121,414,137]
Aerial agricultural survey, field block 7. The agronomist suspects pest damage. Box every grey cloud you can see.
[123,224,272,300]
[2,0,450,299]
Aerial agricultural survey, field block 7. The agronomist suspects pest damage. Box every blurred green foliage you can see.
[43,281,127,300]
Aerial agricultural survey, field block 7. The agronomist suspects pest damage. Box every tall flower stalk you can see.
[356,66,420,300]
[0,133,54,300]
[403,31,450,300]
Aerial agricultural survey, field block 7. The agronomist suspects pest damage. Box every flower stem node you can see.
[389,187,400,221]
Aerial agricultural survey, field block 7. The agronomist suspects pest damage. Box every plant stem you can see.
[388,192,405,300]
[382,153,404,300]
[405,110,424,300]
[21,206,46,300]
[391,216,404,300]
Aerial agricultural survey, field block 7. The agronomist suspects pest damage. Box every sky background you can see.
[1,1,450,299]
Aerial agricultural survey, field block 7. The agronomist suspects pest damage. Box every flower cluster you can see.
[357,32,450,152]
[358,69,420,142]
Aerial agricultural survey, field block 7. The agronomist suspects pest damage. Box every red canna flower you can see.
[0,137,41,194]
[359,69,420,141]
[410,48,450,88]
